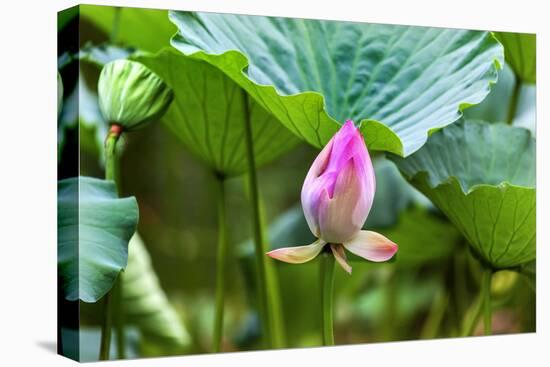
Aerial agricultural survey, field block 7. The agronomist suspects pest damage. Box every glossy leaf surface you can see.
[58,176,139,302]
[170,11,503,156]
[135,50,300,175]
[392,120,535,268]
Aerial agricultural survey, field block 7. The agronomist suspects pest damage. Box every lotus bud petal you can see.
[343,230,398,262]
[301,120,375,244]
[266,239,326,264]
[98,59,174,131]
[330,244,352,274]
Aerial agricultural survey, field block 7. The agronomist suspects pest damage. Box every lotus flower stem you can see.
[320,252,336,345]
[242,92,279,348]
[420,287,449,339]
[110,7,122,43]
[213,174,228,352]
[460,294,483,337]
[481,268,493,335]
[113,279,125,359]
[99,126,125,360]
[104,126,121,183]
[99,286,114,360]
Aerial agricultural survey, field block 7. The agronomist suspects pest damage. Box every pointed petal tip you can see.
[330,243,353,274]
[343,230,398,263]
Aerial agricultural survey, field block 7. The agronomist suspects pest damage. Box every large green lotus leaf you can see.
[169,11,503,156]
[123,233,190,353]
[58,176,139,302]
[463,64,516,123]
[495,32,536,84]
[391,120,535,269]
[80,5,175,53]
[135,50,300,175]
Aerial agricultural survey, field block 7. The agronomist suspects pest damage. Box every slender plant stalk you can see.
[99,290,114,360]
[257,197,286,348]
[114,277,125,359]
[110,7,122,43]
[104,129,120,182]
[482,268,493,335]
[212,174,228,353]
[460,294,484,337]
[242,92,273,347]
[320,252,335,346]
[99,126,122,360]
[420,287,449,339]
[506,78,521,124]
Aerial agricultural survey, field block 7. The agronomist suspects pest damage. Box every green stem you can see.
[420,288,449,339]
[99,292,113,360]
[99,126,123,360]
[104,128,120,182]
[110,7,122,44]
[482,268,493,335]
[212,174,228,353]
[258,197,286,348]
[460,294,484,337]
[506,78,521,124]
[242,92,272,347]
[114,275,125,359]
[320,252,335,346]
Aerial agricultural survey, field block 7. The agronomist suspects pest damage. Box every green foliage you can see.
[495,32,536,84]
[58,177,139,302]
[98,59,174,131]
[463,64,516,123]
[383,207,460,268]
[169,11,504,156]
[135,50,300,175]
[392,120,535,269]
[80,5,175,52]
[58,6,78,32]
[123,234,191,354]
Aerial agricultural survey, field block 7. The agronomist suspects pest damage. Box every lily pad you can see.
[123,233,190,352]
[135,50,300,175]
[391,120,535,269]
[58,176,139,302]
[169,11,503,156]
[495,32,536,84]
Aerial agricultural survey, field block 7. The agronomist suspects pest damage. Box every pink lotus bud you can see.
[301,120,375,243]
[267,120,397,273]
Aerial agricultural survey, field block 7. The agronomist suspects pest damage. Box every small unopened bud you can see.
[98,60,173,131]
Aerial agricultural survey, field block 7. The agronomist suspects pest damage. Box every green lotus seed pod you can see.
[98,59,173,131]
